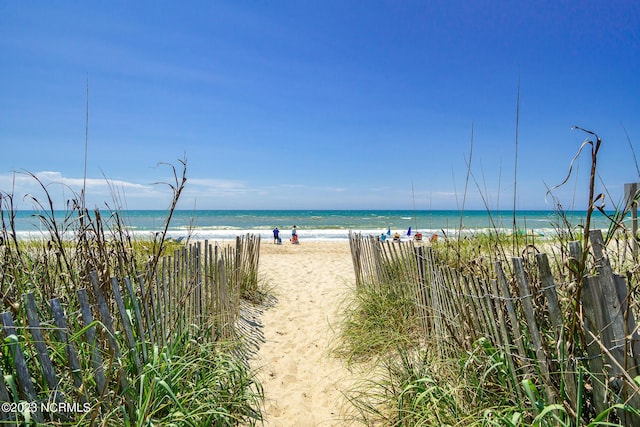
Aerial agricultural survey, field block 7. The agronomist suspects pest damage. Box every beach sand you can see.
[254,240,356,426]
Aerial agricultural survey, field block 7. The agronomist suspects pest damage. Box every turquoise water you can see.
[6,209,622,241]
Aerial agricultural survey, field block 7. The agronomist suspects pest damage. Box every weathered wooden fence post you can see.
[24,293,63,406]
[77,288,107,396]
[512,257,554,403]
[536,253,577,408]
[1,312,44,423]
[111,277,142,374]
[0,364,12,422]
[624,182,639,259]
[582,230,640,425]
[50,297,87,403]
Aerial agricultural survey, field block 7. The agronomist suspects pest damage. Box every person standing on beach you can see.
[291,225,299,244]
[273,227,280,244]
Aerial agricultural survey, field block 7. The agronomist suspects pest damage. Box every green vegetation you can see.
[338,128,640,426]
[0,160,264,425]
[340,232,640,426]
[95,331,263,426]
[333,282,420,365]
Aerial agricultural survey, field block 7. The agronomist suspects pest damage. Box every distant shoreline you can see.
[7,209,623,241]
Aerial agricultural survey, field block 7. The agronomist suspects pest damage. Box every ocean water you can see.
[5,209,623,242]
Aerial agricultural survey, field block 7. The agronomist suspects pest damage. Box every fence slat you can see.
[89,272,120,358]
[0,364,13,421]
[24,293,63,405]
[125,277,148,363]
[89,272,130,396]
[50,298,87,403]
[590,231,628,368]
[1,312,44,423]
[495,261,530,377]
[111,277,142,374]
[141,269,158,347]
[537,253,577,407]
[217,258,232,338]
[460,273,482,344]
[160,256,168,347]
[413,246,431,336]
[581,275,610,415]
[512,257,554,402]
[613,274,640,377]
[77,288,107,396]
[536,254,563,335]
[488,277,521,400]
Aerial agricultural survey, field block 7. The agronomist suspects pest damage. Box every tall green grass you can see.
[92,328,263,427]
[337,128,640,426]
[332,281,420,366]
[0,160,264,425]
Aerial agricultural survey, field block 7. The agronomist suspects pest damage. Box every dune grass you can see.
[90,328,263,427]
[337,128,640,426]
[338,231,640,426]
[333,281,421,366]
[0,160,265,426]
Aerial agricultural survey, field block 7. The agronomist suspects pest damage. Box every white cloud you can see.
[0,171,510,211]
[0,171,157,210]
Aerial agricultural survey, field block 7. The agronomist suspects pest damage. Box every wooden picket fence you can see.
[0,234,260,424]
[349,229,640,426]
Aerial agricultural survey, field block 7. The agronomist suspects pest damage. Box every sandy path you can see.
[255,241,355,426]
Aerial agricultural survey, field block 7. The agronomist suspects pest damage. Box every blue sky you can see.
[1,1,639,211]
